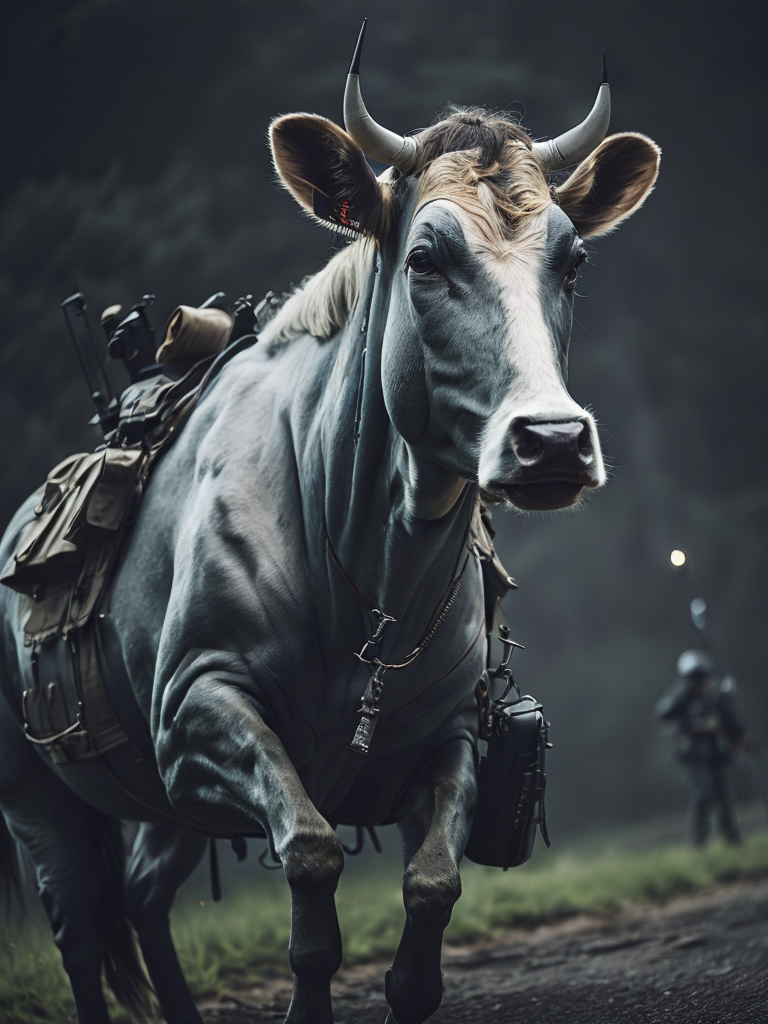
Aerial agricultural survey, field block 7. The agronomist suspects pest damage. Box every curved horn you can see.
[343,20,419,174]
[532,52,611,172]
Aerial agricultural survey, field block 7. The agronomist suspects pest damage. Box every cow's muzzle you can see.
[484,417,603,511]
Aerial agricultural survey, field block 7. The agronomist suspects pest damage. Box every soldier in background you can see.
[655,650,746,846]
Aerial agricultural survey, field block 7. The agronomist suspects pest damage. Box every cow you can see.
[0,24,659,1024]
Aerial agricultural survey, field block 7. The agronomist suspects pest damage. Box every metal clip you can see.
[484,625,527,729]
[496,624,525,671]
[355,608,396,665]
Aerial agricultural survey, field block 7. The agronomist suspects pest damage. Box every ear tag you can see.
[336,198,363,232]
[312,189,364,236]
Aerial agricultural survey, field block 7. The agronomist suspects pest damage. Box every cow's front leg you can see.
[385,738,478,1024]
[156,679,344,1024]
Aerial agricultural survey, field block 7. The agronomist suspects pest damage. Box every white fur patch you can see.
[434,202,605,489]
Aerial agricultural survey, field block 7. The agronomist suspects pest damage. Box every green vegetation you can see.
[3,833,768,1024]
[449,833,768,942]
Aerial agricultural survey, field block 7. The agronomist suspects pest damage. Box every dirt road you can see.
[200,879,768,1024]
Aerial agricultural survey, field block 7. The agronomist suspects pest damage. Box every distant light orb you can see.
[670,549,686,567]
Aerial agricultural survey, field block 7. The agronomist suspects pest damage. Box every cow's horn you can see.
[343,19,419,173]
[532,52,611,172]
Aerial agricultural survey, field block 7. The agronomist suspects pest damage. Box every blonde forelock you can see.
[415,144,551,255]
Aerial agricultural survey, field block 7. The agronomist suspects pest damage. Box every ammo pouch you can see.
[464,636,551,870]
[20,629,127,764]
[0,448,146,641]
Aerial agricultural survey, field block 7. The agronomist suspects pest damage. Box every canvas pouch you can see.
[1,448,144,600]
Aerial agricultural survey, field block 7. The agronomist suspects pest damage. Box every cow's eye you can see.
[406,248,436,275]
[565,250,587,290]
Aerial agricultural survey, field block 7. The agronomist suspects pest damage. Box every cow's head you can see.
[269,26,659,513]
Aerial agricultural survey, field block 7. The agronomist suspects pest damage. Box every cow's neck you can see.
[401,446,468,520]
[321,268,476,631]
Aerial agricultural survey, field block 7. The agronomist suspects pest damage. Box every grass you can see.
[2,832,768,1023]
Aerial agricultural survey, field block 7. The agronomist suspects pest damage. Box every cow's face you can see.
[380,172,603,511]
[270,112,659,512]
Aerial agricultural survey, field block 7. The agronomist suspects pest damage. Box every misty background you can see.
[0,0,765,842]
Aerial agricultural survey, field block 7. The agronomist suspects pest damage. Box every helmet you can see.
[677,649,714,678]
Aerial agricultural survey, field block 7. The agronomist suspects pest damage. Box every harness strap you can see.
[339,825,382,856]
[325,533,472,671]
[209,838,222,902]
[378,557,469,670]
[326,521,482,755]
[196,333,259,401]
[326,534,366,604]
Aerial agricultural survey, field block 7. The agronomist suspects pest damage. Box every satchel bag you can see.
[464,628,551,869]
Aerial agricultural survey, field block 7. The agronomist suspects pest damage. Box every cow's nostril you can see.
[577,422,594,463]
[510,418,545,463]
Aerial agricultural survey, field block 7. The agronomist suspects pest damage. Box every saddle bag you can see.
[464,629,551,870]
[0,295,263,767]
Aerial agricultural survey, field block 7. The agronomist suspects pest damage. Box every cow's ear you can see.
[556,132,660,238]
[269,113,392,238]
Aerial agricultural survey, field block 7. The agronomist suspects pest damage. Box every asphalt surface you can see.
[199,879,768,1024]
